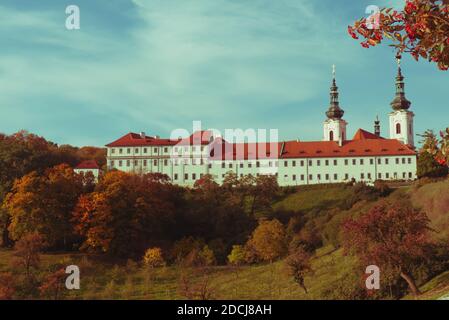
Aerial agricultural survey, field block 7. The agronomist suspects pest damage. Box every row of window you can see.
[174,172,414,182]
[111,147,170,155]
[283,157,413,167]
[111,159,211,167]
[111,157,414,168]
[110,146,207,155]
[284,172,414,181]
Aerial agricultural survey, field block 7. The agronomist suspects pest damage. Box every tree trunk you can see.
[1,217,13,248]
[400,271,421,297]
[300,283,308,294]
[250,195,258,217]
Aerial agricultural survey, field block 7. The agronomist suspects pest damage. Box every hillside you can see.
[273,185,352,212]
[403,271,449,300]
[1,180,448,300]
[2,245,447,300]
[0,246,358,300]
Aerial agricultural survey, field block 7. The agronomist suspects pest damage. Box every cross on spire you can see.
[326,64,344,120]
[391,55,411,111]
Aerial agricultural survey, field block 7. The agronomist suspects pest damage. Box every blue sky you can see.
[0,0,447,147]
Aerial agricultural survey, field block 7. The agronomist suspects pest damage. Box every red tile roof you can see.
[106,129,416,159]
[177,130,215,146]
[105,133,180,147]
[75,160,100,170]
[209,141,281,160]
[280,138,415,159]
[352,129,383,140]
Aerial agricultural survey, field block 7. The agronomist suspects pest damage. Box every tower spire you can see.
[391,54,411,110]
[326,65,344,119]
[374,115,381,137]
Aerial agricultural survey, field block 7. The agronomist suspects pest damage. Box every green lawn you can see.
[273,186,352,212]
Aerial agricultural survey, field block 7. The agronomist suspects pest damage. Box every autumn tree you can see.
[199,245,216,266]
[186,174,255,250]
[13,232,45,279]
[417,151,448,178]
[3,164,84,249]
[178,271,216,300]
[248,175,279,217]
[417,129,449,178]
[246,219,287,262]
[72,171,181,257]
[0,131,58,246]
[439,127,449,164]
[342,199,434,297]
[39,268,67,300]
[0,272,16,300]
[285,247,312,294]
[227,245,246,266]
[348,0,449,70]
[143,247,166,268]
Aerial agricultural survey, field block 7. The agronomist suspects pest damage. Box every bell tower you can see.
[323,65,347,146]
[389,56,415,148]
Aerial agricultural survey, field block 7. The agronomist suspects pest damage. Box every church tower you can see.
[389,56,415,148]
[324,65,347,146]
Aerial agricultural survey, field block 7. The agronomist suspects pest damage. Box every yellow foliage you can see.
[143,247,165,268]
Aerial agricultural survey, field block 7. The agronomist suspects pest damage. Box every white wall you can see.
[389,110,415,147]
[323,119,347,143]
[107,145,417,187]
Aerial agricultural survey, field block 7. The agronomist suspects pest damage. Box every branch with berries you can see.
[348,0,449,70]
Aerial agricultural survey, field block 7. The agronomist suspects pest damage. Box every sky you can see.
[0,0,447,147]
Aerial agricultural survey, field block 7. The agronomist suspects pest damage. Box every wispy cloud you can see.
[0,0,447,146]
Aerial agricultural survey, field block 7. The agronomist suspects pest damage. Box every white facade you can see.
[106,142,417,188]
[323,118,347,145]
[389,109,415,148]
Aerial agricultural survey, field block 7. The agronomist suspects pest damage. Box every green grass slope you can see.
[403,271,449,300]
[0,246,359,300]
[273,186,352,212]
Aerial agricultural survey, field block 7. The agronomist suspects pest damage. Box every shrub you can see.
[285,247,312,293]
[0,272,16,300]
[417,151,448,179]
[227,245,246,266]
[182,245,216,267]
[199,245,216,266]
[39,268,66,300]
[13,232,45,278]
[246,219,287,262]
[171,237,204,263]
[143,247,166,268]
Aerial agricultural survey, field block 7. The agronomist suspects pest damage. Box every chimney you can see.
[140,132,146,139]
[374,116,381,137]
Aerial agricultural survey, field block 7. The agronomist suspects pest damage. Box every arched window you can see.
[396,123,401,134]
[329,131,334,141]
